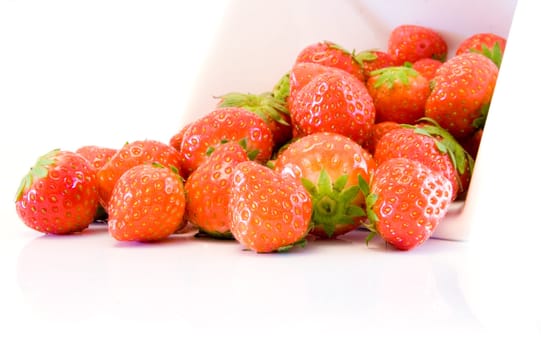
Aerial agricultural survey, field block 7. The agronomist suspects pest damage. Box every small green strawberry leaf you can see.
[339,185,361,203]
[333,175,348,192]
[317,169,333,195]
[301,178,318,196]
[357,175,370,197]
[277,238,307,253]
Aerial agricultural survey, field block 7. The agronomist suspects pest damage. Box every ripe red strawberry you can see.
[411,58,443,80]
[169,123,192,151]
[362,121,401,155]
[15,149,100,235]
[184,142,249,238]
[273,132,375,238]
[216,91,292,149]
[456,32,506,68]
[363,157,453,250]
[388,24,448,65]
[76,145,117,170]
[290,69,376,145]
[97,140,182,210]
[288,62,344,108]
[425,52,499,139]
[180,107,274,177]
[355,50,397,81]
[228,161,312,253]
[76,145,117,221]
[373,120,474,200]
[295,41,365,82]
[366,66,431,124]
[108,163,186,242]
[459,128,483,160]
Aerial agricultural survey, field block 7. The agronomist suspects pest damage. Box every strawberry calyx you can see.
[370,66,419,89]
[272,72,291,105]
[205,138,259,161]
[276,237,308,253]
[357,175,379,245]
[15,148,59,201]
[405,118,475,188]
[217,92,290,126]
[301,169,366,238]
[471,42,503,68]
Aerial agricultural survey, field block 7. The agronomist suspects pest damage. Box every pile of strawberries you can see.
[15,24,506,252]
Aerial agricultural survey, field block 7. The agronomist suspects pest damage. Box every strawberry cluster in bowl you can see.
[15,25,505,252]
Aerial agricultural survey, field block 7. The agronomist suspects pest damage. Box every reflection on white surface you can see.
[16,225,475,325]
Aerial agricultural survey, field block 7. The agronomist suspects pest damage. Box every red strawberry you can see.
[184,142,249,238]
[76,145,117,221]
[97,140,182,210]
[180,107,274,176]
[366,66,431,124]
[228,161,312,253]
[456,32,506,68]
[355,50,397,81]
[169,123,192,151]
[373,120,474,200]
[459,128,483,160]
[108,163,186,242]
[425,52,499,139]
[290,69,376,145]
[388,24,448,65]
[362,121,401,155]
[288,62,344,108]
[273,132,375,238]
[15,149,100,235]
[363,157,453,250]
[411,58,443,81]
[216,91,292,149]
[76,145,117,170]
[295,41,365,82]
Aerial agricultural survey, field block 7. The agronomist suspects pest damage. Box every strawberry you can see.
[273,132,375,238]
[169,123,192,152]
[180,107,274,176]
[290,69,376,145]
[15,149,100,234]
[410,58,443,81]
[288,62,344,108]
[76,145,117,222]
[362,121,401,155]
[76,145,117,170]
[184,142,249,238]
[366,66,431,124]
[363,157,453,250]
[459,128,483,160]
[355,50,397,81]
[228,161,312,253]
[295,41,365,82]
[388,24,448,65]
[373,119,474,200]
[456,32,506,68]
[425,52,499,139]
[216,91,292,149]
[108,163,186,242]
[97,140,182,210]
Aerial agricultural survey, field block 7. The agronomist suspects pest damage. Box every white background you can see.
[1,0,540,349]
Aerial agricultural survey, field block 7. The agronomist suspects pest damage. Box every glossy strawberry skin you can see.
[425,52,499,139]
[411,58,443,81]
[16,149,100,235]
[369,158,453,250]
[273,132,375,238]
[295,41,365,82]
[97,140,182,210]
[388,24,448,65]
[355,50,397,81]
[180,107,274,177]
[108,163,186,242]
[228,161,312,253]
[366,66,431,124]
[290,70,375,145]
[455,32,506,67]
[76,145,117,171]
[184,142,248,237]
[288,62,344,107]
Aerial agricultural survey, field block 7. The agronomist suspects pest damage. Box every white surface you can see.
[1,1,541,349]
